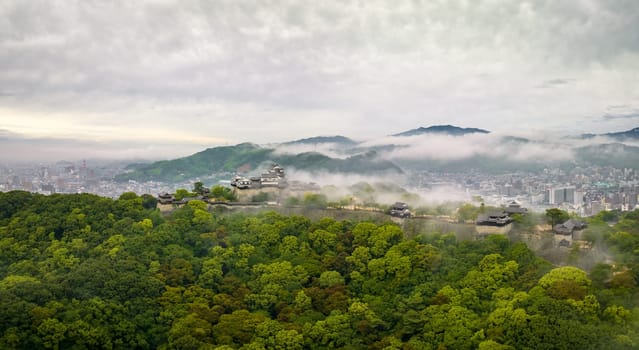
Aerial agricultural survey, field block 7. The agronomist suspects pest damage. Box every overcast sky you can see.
[1,0,639,161]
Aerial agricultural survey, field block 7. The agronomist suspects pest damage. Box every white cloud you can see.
[272,143,351,159]
[364,133,577,163]
[286,168,471,206]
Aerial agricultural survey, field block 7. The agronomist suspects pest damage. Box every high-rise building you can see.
[548,186,576,205]
[574,190,584,206]
[590,199,604,216]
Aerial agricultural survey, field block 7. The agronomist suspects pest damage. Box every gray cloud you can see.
[537,78,576,89]
[0,131,203,162]
[1,0,638,156]
[602,112,639,120]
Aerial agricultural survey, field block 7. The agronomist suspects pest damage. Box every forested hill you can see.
[574,143,639,169]
[116,143,402,182]
[1,190,638,349]
[392,125,490,137]
[281,135,358,146]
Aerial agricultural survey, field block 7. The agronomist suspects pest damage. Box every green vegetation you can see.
[166,185,236,203]
[210,186,236,202]
[545,208,570,227]
[0,190,638,349]
[116,138,639,183]
[250,192,271,203]
[118,143,273,182]
[116,144,402,183]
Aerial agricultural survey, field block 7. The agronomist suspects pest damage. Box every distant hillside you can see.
[574,143,639,168]
[501,135,531,143]
[116,144,402,182]
[581,127,639,140]
[116,126,639,183]
[604,127,639,140]
[394,155,552,174]
[277,150,403,174]
[282,135,357,146]
[116,143,272,182]
[393,124,490,137]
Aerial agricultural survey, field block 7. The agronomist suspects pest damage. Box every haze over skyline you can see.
[1,0,639,161]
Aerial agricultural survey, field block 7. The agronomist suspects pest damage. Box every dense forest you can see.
[0,191,638,349]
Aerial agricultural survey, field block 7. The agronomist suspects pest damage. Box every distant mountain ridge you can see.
[605,127,639,140]
[116,143,402,182]
[392,124,490,137]
[115,125,639,182]
[581,126,639,140]
[282,135,357,146]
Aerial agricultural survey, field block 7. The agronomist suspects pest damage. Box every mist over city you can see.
[2,0,638,204]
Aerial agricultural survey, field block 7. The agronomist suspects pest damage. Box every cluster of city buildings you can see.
[413,165,639,216]
[2,161,638,219]
[0,161,178,199]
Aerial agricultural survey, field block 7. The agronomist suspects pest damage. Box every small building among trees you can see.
[553,218,588,247]
[503,201,528,215]
[157,192,175,204]
[553,219,588,235]
[390,202,411,218]
[476,211,513,226]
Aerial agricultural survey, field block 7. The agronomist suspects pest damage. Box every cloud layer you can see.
[1,1,639,161]
[362,133,576,163]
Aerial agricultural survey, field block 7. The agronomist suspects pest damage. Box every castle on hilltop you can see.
[231,163,288,189]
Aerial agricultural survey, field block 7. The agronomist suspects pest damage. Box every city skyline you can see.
[1,1,639,161]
